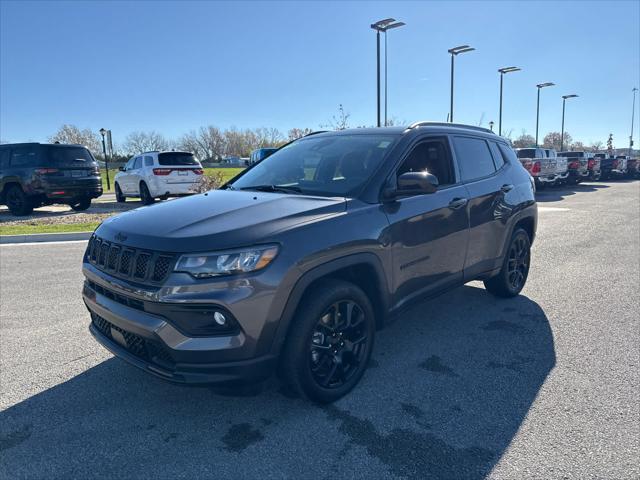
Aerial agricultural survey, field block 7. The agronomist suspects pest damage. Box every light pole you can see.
[99,128,111,190]
[630,87,638,156]
[498,67,520,136]
[489,121,495,132]
[383,21,405,126]
[535,82,555,146]
[560,94,578,152]
[448,45,475,123]
[371,18,404,127]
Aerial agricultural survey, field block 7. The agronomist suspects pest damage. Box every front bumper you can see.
[82,265,279,385]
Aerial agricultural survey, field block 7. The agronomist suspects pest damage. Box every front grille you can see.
[86,235,176,284]
[91,312,173,366]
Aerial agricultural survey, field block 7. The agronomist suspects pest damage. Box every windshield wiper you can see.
[239,184,302,194]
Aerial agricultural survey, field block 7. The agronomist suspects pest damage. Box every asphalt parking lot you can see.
[1,180,638,479]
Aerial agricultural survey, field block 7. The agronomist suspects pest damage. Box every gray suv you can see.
[82,123,537,403]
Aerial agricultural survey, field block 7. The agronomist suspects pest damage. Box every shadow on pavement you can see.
[535,181,609,202]
[0,285,555,479]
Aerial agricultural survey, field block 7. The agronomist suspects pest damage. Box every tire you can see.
[279,279,375,403]
[69,198,91,211]
[5,185,33,216]
[115,183,126,203]
[139,182,154,205]
[484,228,531,298]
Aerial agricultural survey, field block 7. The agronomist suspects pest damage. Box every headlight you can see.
[174,245,279,278]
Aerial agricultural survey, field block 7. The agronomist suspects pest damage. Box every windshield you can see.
[158,152,198,166]
[230,134,397,197]
[46,146,96,166]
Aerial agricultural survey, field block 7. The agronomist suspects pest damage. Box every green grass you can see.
[99,167,245,192]
[0,222,101,236]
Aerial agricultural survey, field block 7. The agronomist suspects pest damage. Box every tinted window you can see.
[397,139,454,185]
[489,142,505,169]
[498,143,519,165]
[10,147,38,167]
[144,156,154,166]
[46,146,96,166]
[452,137,496,182]
[516,148,538,159]
[232,134,396,197]
[133,157,142,169]
[158,152,198,166]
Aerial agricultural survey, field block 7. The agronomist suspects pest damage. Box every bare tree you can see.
[543,131,572,151]
[590,140,604,152]
[287,128,314,140]
[123,131,170,155]
[179,126,226,162]
[322,104,351,130]
[571,141,586,151]
[513,130,536,149]
[49,124,101,158]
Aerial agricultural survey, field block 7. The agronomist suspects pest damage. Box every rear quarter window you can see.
[452,136,497,182]
[10,147,38,167]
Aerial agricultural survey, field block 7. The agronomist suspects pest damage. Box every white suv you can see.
[114,151,203,204]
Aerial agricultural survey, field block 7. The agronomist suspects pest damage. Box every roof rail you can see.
[407,121,495,135]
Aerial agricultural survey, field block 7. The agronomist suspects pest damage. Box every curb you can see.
[0,231,93,244]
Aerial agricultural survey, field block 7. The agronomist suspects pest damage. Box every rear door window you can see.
[133,157,142,169]
[10,147,38,167]
[452,136,497,182]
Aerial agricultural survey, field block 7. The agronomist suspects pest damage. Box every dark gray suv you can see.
[82,123,537,403]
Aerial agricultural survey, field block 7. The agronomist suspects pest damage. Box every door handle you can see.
[448,197,468,209]
[501,184,514,193]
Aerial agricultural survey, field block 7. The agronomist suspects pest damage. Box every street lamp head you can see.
[99,128,106,137]
[562,94,578,99]
[384,21,405,31]
[448,45,475,55]
[633,87,638,92]
[536,82,555,89]
[489,121,495,131]
[371,18,396,31]
[499,66,521,74]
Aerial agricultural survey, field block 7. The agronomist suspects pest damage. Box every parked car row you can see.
[516,147,639,188]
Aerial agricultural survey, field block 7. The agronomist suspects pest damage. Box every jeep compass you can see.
[82,122,537,403]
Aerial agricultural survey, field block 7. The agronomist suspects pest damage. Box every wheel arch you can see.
[270,253,390,355]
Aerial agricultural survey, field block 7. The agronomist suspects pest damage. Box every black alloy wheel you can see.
[309,300,369,389]
[139,182,154,205]
[5,185,33,216]
[70,197,91,211]
[279,279,375,403]
[506,234,530,292]
[115,183,126,203]
[484,228,531,298]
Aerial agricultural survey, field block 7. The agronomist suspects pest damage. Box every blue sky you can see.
[1,0,639,147]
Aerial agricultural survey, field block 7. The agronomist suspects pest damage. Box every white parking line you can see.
[0,239,88,247]
[538,206,571,212]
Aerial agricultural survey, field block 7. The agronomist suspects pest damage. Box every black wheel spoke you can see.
[309,298,370,390]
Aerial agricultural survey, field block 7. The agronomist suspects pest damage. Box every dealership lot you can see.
[0,181,638,479]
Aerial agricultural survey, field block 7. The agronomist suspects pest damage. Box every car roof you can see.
[309,122,502,142]
[0,142,86,148]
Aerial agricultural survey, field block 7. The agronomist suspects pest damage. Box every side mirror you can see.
[118,166,125,172]
[397,171,439,194]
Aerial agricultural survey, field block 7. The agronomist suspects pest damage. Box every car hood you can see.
[96,190,346,252]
